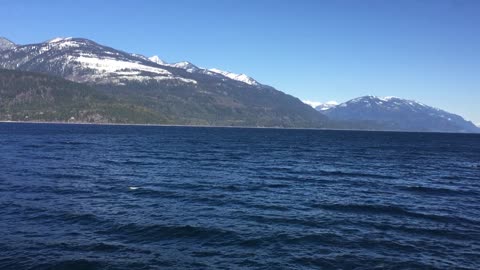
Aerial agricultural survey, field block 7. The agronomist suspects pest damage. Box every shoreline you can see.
[0,120,478,135]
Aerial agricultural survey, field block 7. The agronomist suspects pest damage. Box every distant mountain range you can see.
[0,36,477,133]
[314,96,478,133]
[0,37,325,127]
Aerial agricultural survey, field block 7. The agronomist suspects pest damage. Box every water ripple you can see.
[1,123,479,269]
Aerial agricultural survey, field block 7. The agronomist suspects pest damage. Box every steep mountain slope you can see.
[147,55,260,85]
[318,96,479,133]
[0,37,196,85]
[0,69,168,123]
[0,37,16,51]
[208,68,259,86]
[0,37,15,51]
[0,37,326,127]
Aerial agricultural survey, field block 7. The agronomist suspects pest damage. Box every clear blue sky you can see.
[1,0,479,123]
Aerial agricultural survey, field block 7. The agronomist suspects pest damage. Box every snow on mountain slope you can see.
[303,100,339,110]
[0,36,262,88]
[209,68,259,86]
[47,37,73,43]
[148,55,260,86]
[70,54,197,84]
[319,95,479,133]
[316,101,339,111]
[149,56,201,73]
[0,37,16,51]
[302,100,323,108]
[0,37,329,128]
[0,38,196,85]
[170,61,201,73]
[148,55,166,65]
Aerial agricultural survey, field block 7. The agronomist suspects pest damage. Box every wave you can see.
[98,223,239,243]
[248,204,290,211]
[372,223,478,241]
[237,232,343,248]
[242,214,320,227]
[58,212,106,226]
[44,241,125,253]
[100,159,157,166]
[22,144,44,149]
[128,188,183,199]
[49,173,85,180]
[315,203,479,225]
[399,185,479,196]
[318,170,398,179]
[38,259,104,270]
[257,168,397,181]
[291,254,433,269]
[56,141,95,146]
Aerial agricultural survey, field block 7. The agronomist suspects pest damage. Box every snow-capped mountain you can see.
[0,37,261,87]
[0,37,325,128]
[314,101,339,111]
[302,100,323,108]
[0,37,196,85]
[170,61,201,73]
[0,37,16,51]
[208,68,259,86]
[318,95,479,133]
[303,100,338,110]
[147,55,260,85]
[148,55,166,65]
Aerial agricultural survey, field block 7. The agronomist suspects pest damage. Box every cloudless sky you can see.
[1,0,479,123]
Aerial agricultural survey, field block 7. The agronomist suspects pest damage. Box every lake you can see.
[0,123,479,269]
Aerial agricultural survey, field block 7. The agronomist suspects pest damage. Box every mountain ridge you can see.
[0,37,327,128]
[0,37,16,51]
[316,95,479,133]
[0,37,476,132]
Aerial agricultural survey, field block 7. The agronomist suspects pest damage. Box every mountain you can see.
[318,96,479,133]
[148,55,259,85]
[0,37,327,127]
[148,55,166,65]
[148,56,202,73]
[314,101,338,111]
[0,37,15,51]
[0,37,197,85]
[0,69,166,123]
[208,68,260,86]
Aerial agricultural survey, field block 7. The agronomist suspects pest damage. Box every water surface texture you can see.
[1,123,479,269]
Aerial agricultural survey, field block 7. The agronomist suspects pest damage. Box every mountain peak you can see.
[47,37,73,43]
[0,37,16,51]
[148,57,202,73]
[148,55,166,65]
[315,101,339,111]
[347,95,432,110]
[172,61,198,70]
[303,100,339,111]
[0,37,200,85]
[320,95,478,133]
[208,68,259,86]
[378,96,399,101]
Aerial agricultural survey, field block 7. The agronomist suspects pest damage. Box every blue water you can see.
[0,123,479,269]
